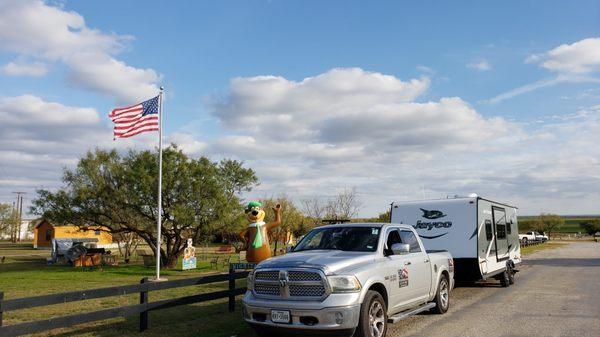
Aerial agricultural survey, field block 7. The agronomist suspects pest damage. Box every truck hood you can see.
[256,250,375,275]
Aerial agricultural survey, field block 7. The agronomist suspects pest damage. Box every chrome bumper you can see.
[242,292,360,330]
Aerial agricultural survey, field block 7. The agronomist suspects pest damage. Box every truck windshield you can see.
[293,226,380,252]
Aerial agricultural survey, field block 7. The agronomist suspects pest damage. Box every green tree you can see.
[31,146,257,268]
[0,203,13,235]
[361,210,391,223]
[579,219,600,235]
[533,213,564,237]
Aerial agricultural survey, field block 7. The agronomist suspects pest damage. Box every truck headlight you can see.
[327,275,361,293]
[247,271,254,291]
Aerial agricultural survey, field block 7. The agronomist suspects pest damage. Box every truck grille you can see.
[255,270,279,281]
[289,284,326,297]
[252,269,328,300]
[288,270,322,282]
[254,284,281,296]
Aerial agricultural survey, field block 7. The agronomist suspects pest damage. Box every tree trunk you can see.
[162,253,179,269]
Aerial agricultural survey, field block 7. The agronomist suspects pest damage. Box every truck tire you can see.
[431,275,450,314]
[355,290,387,337]
[500,269,510,287]
[521,237,528,244]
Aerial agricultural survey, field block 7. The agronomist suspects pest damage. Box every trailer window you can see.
[400,230,421,253]
[507,221,512,235]
[497,224,507,239]
[485,220,493,241]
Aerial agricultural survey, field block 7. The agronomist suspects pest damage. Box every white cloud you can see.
[0,94,163,209]
[488,37,600,104]
[65,52,160,103]
[1,60,47,77]
[467,60,491,71]
[486,77,561,104]
[204,68,600,215]
[0,0,159,103]
[416,65,435,74]
[209,69,512,169]
[530,37,600,75]
[207,68,586,215]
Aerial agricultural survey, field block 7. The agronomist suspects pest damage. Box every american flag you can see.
[109,95,160,139]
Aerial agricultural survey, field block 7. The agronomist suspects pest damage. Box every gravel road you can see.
[387,242,600,337]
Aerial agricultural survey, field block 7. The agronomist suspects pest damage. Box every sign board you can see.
[230,262,256,270]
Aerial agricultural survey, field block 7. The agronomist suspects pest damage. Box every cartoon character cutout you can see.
[239,201,282,263]
[182,238,197,270]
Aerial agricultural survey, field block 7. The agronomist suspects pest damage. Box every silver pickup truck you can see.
[242,223,454,337]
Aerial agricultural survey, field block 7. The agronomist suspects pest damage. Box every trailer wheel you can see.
[355,290,387,337]
[431,276,450,314]
[507,264,515,285]
[499,269,510,287]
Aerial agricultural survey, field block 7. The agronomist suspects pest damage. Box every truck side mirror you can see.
[391,243,410,255]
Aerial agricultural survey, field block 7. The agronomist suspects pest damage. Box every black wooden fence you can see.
[0,268,249,337]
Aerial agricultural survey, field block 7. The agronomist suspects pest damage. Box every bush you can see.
[579,220,600,236]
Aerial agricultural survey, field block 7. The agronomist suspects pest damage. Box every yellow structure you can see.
[33,219,113,249]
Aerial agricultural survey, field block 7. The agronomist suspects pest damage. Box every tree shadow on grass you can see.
[0,257,46,273]
[44,300,256,337]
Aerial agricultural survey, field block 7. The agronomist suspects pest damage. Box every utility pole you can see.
[12,192,25,243]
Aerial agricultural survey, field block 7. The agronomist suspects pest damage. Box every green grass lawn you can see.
[518,216,600,234]
[0,242,255,337]
[520,241,568,255]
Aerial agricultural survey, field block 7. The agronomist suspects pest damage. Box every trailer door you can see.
[492,206,509,262]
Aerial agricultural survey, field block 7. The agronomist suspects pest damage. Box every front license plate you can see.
[270,310,291,324]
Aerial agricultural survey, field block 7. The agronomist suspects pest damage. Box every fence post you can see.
[139,277,148,332]
[228,267,235,312]
[0,291,4,328]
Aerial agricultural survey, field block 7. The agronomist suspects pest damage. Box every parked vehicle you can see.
[242,223,454,337]
[519,231,548,243]
[390,195,521,285]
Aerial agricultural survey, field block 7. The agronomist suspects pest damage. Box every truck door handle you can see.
[404,261,412,266]
[424,259,429,263]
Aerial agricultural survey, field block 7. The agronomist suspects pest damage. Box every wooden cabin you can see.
[33,219,113,249]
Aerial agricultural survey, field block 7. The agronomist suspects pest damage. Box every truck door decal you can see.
[398,268,409,287]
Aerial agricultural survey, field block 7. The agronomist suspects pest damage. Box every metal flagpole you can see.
[156,87,164,280]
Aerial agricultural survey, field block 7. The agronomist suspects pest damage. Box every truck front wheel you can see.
[355,290,387,337]
[431,276,450,314]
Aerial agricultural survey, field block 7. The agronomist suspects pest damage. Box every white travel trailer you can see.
[390,195,521,286]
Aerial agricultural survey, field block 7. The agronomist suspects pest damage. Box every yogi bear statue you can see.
[239,201,282,263]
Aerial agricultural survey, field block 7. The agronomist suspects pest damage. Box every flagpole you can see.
[156,87,164,281]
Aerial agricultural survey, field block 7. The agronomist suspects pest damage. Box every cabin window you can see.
[94,230,101,235]
[485,220,493,241]
[507,221,512,235]
[385,230,402,255]
[400,230,422,253]
[45,229,52,241]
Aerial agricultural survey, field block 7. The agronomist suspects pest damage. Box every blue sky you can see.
[1,0,599,216]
